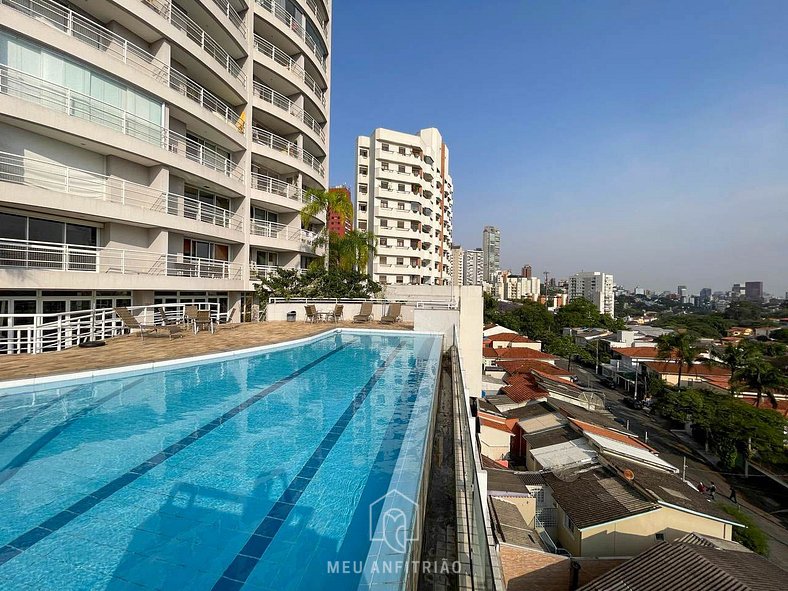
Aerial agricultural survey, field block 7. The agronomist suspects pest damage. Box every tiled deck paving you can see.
[0,321,412,383]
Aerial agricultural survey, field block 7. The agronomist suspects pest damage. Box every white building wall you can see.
[568,271,615,316]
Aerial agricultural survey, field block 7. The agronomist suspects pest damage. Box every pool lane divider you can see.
[0,339,354,567]
[211,342,408,591]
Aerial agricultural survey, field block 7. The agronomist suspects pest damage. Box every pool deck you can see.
[0,321,412,384]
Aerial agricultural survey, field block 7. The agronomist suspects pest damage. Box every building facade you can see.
[0,0,331,326]
[354,127,453,285]
[450,244,464,287]
[498,272,541,301]
[327,185,352,237]
[744,281,763,301]
[463,248,484,286]
[568,272,615,316]
[482,225,500,283]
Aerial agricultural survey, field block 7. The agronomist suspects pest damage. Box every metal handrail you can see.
[251,126,324,176]
[250,219,318,244]
[210,0,247,36]
[0,238,243,278]
[253,34,326,105]
[141,0,246,85]
[254,0,327,72]
[0,0,242,131]
[252,81,325,142]
[0,151,243,230]
[0,301,224,355]
[250,172,312,204]
[0,67,241,180]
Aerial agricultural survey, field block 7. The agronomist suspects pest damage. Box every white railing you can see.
[249,262,281,278]
[142,0,246,85]
[0,67,242,181]
[251,126,324,177]
[0,238,243,279]
[0,0,242,132]
[250,219,318,245]
[0,151,243,231]
[252,81,325,142]
[254,0,327,72]
[253,34,325,105]
[210,0,247,36]
[250,172,312,204]
[0,302,224,355]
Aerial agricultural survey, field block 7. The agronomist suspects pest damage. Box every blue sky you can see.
[327,1,788,296]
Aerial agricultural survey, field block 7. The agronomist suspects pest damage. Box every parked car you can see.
[600,377,616,388]
[623,397,643,410]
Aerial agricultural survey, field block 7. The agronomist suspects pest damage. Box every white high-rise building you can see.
[450,244,464,287]
[568,271,615,316]
[354,128,453,285]
[463,248,484,286]
[498,272,541,301]
[482,226,500,283]
[0,0,332,329]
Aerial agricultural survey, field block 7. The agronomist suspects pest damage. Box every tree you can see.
[330,229,377,272]
[733,353,786,408]
[724,300,763,324]
[254,266,381,304]
[722,343,750,394]
[657,332,700,389]
[546,335,592,371]
[555,298,604,330]
[499,300,555,340]
[721,506,769,556]
[300,188,354,269]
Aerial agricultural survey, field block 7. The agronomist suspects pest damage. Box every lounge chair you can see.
[353,302,373,323]
[156,305,184,326]
[185,306,215,334]
[216,307,240,329]
[115,307,183,340]
[304,305,317,323]
[327,304,344,323]
[380,303,402,324]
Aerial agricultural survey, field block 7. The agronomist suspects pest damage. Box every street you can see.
[558,359,788,569]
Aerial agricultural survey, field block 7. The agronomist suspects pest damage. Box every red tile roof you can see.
[644,362,731,378]
[487,333,537,343]
[497,360,572,377]
[483,347,556,361]
[478,411,517,433]
[739,397,788,417]
[501,374,548,403]
[569,419,656,452]
[612,347,663,359]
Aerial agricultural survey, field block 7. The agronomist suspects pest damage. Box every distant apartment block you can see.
[482,225,500,283]
[677,285,688,303]
[498,271,541,301]
[521,265,532,278]
[327,186,352,237]
[450,244,464,287]
[0,0,332,322]
[745,281,763,301]
[463,248,484,286]
[354,127,453,285]
[568,271,615,316]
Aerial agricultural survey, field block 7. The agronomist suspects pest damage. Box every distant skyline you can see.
[328,1,788,295]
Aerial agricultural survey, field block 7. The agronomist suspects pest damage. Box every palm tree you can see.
[336,229,377,272]
[657,332,699,389]
[733,353,785,408]
[300,188,354,268]
[722,343,749,394]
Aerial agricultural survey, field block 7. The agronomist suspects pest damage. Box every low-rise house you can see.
[579,532,786,591]
[483,346,558,370]
[478,410,517,462]
[485,332,542,351]
[529,438,598,472]
[483,323,517,338]
[644,361,731,388]
[544,456,741,558]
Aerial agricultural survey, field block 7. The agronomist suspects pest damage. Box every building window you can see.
[655,533,665,541]
[563,513,576,537]
[359,183,368,194]
[398,164,405,173]
[397,221,405,229]
[359,148,368,157]
[382,162,389,171]
[397,239,404,247]
[380,256,387,264]
[396,257,404,265]
[381,219,388,227]
[381,181,389,189]
[399,146,406,155]
[380,200,388,208]
[359,165,368,176]
[380,238,387,246]
[397,203,405,210]
[398,183,405,192]
[359,203,367,213]
[381,143,389,151]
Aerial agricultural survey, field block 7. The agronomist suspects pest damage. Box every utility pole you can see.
[682,456,686,482]
[543,271,550,296]
[595,339,599,374]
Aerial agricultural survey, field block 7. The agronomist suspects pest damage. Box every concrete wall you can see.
[459,285,483,398]
[413,309,459,351]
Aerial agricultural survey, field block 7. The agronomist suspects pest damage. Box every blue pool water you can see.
[0,330,442,590]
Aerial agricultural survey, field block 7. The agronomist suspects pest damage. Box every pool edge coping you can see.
[0,328,444,392]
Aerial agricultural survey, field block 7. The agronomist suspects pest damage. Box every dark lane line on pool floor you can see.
[0,378,147,486]
[210,342,408,591]
[0,340,354,568]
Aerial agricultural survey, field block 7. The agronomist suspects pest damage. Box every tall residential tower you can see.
[568,271,615,316]
[482,225,500,283]
[354,127,453,285]
[0,0,332,325]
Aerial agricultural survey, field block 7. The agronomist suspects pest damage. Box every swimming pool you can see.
[0,330,442,590]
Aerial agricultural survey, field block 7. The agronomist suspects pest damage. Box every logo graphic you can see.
[369,490,418,553]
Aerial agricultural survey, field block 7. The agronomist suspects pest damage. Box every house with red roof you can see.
[644,361,731,388]
[483,346,558,370]
[484,332,542,351]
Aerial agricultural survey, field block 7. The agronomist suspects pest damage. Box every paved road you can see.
[557,359,788,569]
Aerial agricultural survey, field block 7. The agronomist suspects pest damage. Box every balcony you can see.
[251,126,324,177]
[0,0,244,135]
[209,0,247,37]
[0,67,242,181]
[252,81,325,144]
[0,151,243,231]
[141,0,246,85]
[250,172,315,208]
[0,238,243,279]
[250,219,319,247]
[254,0,327,74]
[254,34,326,106]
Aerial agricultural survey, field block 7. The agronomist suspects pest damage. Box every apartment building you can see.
[327,185,352,237]
[354,127,453,285]
[567,271,615,315]
[482,225,500,283]
[0,0,331,324]
[450,244,464,287]
[498,272,541,301]
[463,248,484,286]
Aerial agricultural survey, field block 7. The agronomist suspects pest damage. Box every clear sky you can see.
[327,1,788,296]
